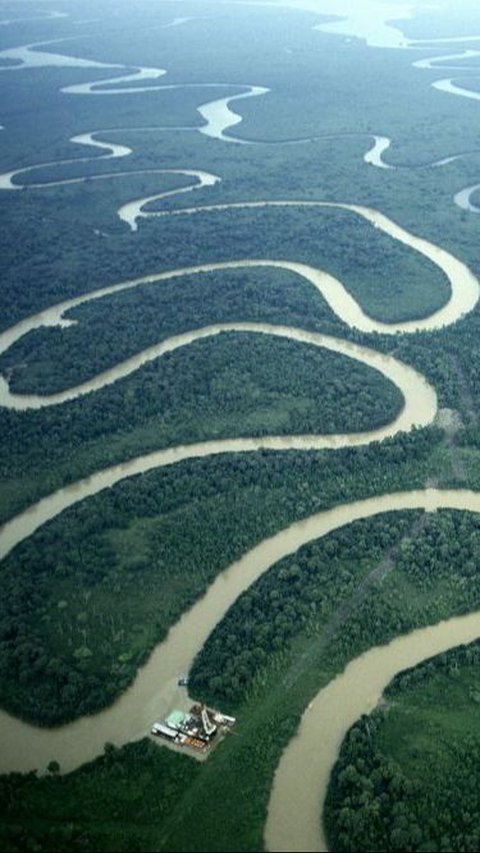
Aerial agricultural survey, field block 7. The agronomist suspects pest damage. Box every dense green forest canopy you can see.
[325,640,480,852]
[0,432,434,726]
[2,0,480,851]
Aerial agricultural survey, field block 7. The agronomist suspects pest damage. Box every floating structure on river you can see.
[151,703,236,755]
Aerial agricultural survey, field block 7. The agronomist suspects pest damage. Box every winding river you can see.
[265,589,480,852]
[0,197,478,852]
[3,3,480,851]
[0,199,476,412]
[3,12,480,223]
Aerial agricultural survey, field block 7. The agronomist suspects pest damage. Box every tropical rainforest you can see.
[2,1,480,851]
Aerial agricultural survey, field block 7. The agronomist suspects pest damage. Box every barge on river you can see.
[151,703,236,754]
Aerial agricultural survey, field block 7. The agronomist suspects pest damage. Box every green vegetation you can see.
[191,510,418,705]
[0,265,348,394]
[0,740,202,852]
[0,326,403,524]
[3,0,480,850]
[6,502,480,851]
[1,331,402,432]
[0,430,435,726]
[0,201,451,341]
[372,302,480,427]
[190,508,480,709]
[325,641,480,852]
